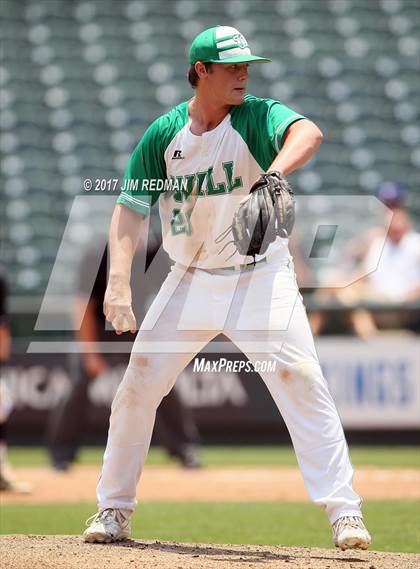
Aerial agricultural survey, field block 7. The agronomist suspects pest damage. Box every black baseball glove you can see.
[217,171,295,260]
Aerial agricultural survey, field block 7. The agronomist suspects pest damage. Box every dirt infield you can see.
[1,535,419,569]
[2,465,419,503]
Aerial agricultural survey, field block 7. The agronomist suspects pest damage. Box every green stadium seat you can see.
[1,0,419,295]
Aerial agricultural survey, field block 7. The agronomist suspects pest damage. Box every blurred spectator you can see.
[46,240,201,471]
[377,181,406,210]
[361,208,420,303]
[0,268,31,492]
[309,184,420,337]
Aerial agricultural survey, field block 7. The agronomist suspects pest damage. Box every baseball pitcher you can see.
[84,26,371,550]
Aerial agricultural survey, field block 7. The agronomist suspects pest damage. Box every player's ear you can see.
[195,61,208,79]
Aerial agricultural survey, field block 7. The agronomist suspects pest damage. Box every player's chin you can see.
[230,89,246,104]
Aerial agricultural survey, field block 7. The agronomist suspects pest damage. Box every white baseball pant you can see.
[97,255,362,524]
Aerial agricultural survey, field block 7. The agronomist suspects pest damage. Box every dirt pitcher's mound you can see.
[1,535,419,569]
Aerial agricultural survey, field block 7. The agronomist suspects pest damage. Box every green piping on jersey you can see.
[117,101,189,216]
[229,94,305,170]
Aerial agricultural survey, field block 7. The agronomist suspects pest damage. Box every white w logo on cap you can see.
[232,33,248,49]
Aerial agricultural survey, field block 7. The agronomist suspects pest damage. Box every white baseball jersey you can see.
[117,94,305,269]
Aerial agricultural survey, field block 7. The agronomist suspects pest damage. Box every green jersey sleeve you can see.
[265,99,306,153]
[230,95,306,171]
[117,117,167,217]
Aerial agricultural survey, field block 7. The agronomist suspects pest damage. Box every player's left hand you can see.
[231,170,296,257]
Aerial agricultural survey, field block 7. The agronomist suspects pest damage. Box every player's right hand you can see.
[103,280,137,335]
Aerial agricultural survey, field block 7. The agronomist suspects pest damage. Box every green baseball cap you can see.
[189,26,271,65]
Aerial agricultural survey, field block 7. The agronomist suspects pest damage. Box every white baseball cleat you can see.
[332,516,371,550]
[83,508,131,543]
